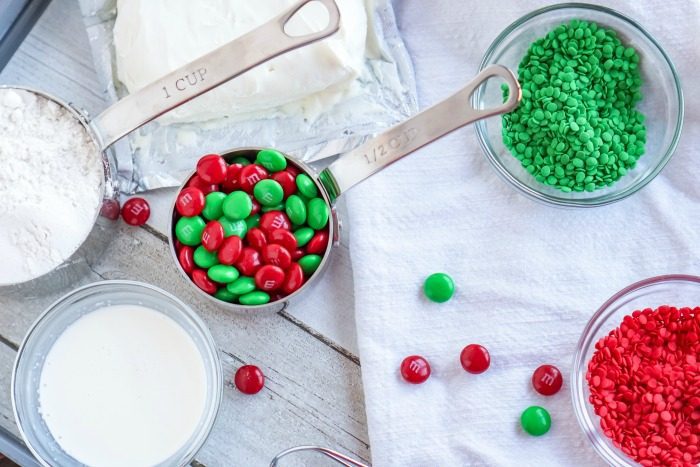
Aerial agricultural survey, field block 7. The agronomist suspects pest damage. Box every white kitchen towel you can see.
[345,1,700,465]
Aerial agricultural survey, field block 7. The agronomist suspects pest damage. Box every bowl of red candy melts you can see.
[169,149,333,311]
[572,275,700,467]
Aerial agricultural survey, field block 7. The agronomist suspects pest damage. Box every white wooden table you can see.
[0,0,369,465]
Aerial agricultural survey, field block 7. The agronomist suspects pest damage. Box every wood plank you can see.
[0,224,369,466]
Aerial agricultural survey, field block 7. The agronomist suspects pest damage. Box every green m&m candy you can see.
[222,191,252,220]
[231,156,251,166]
[261,203,285,213]
[306,198,329,230]
[175,216,206,246]
[285,195,307,225]
[254,179,284,207]
[194,245,219,268]
[255,148,287,172]
[298,254,322,275]
[214,288,237,303]
[245,214,260,230]
[295,173,318,198]
[219,217,248,238]
[423,272,455,303]
[207,264,240,283]
[239,291,270,306]
[226,276,256,295]
[293,227,314,247]
[520,406,551,436]
[201,192,226,220]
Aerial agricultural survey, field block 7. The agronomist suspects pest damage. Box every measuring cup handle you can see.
[92,0,341,149]
[319,65,521,201]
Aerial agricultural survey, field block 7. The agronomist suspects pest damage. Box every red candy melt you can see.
[400,355,431,384]
[460,344,490,374]
[121,197,150,226]
[532,364,563,396]
[234,365,265,394]
[586,306,700,466]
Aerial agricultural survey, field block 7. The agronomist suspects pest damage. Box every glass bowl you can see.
[12,280,222,467]
[571,274,700,466]
[474,3,684,207]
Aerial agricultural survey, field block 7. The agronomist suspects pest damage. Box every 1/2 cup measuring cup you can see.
[168,64,522,312]
[0,0,341,290]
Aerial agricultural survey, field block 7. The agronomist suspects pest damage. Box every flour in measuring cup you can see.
[0,88,103,285]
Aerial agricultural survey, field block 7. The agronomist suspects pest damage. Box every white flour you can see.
[0,89,103,285]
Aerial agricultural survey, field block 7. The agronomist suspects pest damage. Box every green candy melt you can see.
[194,246,219,268]
[298,254,322,275]
[207,264,240,283]
[226,276,256,295]
[239,291,270,306]
[255,148,287,172]
[502,19,646,193]
[222,191,252,220]
[306,198,329,230]
[175,216,206,246]
[285,195,307,225]
[254,179,284,207]
[201,192,226,220]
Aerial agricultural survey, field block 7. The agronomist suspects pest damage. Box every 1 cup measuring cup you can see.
[0,0,341,290]
[168,65,522,312]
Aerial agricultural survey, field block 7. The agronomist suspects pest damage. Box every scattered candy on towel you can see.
[460,344,491,374]
[423,272,455,303]
[400,355,431,384]
[502,19,646,193]
[532,364,563,396]
[521,406,552,436]
[586,305,700,466]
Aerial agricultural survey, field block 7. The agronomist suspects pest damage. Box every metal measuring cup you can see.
[1,0,341,291]
[169,65,521,312]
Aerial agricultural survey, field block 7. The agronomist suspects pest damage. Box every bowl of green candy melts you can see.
[473,3,683,207]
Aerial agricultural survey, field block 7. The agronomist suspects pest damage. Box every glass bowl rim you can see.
[11,279,223,467]
[570,273,700,465]
[474,2,685,208]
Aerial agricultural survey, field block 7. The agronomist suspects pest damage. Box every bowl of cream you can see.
[12,280,222,467]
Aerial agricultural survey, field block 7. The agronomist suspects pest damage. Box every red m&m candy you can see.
[187,175,218,195]
[259,211,291,233]
[221,163,244,192]
[306,231,329,255]
[192,269,217,294]
[122,197,150,226]
[178,246,195,275]
[217,236,243,265]
[281,263,304,294]
[262,244,292,269]
[175,187,205,217]
[255,265,285,291]
[201,221,225,251]
[460,344,490,374]
[246,228,267,250]
[268,229,297,252]
[532,364,563,396]
[239,164,269,192]
[234,365,265,394]
[235,247,262,276]
[271,170,297,198]
[197,154,227,184]
[400,355,431,384]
